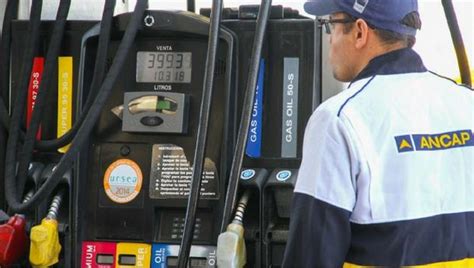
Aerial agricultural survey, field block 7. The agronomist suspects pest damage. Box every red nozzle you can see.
[0,215,29,266]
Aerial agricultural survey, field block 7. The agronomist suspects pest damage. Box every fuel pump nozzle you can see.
[0,190,34,266]
[29,190,64,268]
[217,190,251,268]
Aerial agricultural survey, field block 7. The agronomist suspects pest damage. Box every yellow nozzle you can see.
[29,218,61,268]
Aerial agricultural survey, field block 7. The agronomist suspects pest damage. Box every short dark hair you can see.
[342,12,422,48]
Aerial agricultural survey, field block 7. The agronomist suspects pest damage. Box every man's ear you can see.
[354,19,370,49]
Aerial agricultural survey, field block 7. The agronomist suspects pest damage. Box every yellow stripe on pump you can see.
[116,243,151,268]
[57,57,73,153]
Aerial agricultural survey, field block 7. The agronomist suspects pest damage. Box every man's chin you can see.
[333,71,352,83]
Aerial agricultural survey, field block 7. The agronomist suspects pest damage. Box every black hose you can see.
[187,0,196,13]
[33,0,116,151]
[177,0,223,266]
[442,0,471,87]
[0,124,6,210]
[12,0,115,200]
[4,0,43,209]
[0,0,19,129]
[0,0,19,210]
[5,0,148,213]
[0,0,114,151]
[15,0,71,199]
[0,94,10,133]
[220,0,272,233]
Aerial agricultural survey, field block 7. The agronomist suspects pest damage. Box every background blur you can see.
[2,0,472,81]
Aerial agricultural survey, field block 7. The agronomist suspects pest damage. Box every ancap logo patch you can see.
[395,130,473,153]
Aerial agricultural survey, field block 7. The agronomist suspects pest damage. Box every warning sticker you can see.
[103,159,143,204]
[149,144,219,200]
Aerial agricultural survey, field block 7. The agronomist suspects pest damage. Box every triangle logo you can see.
[399,139,412,150]
[395,135,415,153]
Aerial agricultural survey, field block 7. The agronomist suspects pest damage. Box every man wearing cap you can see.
[283,0,474,267]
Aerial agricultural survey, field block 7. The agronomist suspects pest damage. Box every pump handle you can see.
[220,0,272,233]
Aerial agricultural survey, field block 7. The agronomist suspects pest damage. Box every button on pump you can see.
[276,170,292,181]
[140,116,164,126]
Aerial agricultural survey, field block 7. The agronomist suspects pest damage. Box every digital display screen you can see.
[165,257,207,267]
[96,254,114,265]
[190,258,208,267]
[118,255,136,266]
[167,257,178,267]
[137,52,192,83]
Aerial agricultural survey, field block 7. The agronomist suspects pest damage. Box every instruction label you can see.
[57,56,73,153]
[149,144,218,200]
[246,59,264,158]
[151,244,217,268]
[27,57,44,140]
[281,58,299,158]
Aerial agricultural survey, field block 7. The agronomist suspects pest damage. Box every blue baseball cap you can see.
[304,0,419,36]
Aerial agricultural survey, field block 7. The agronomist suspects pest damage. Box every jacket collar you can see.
[350,48,427,86]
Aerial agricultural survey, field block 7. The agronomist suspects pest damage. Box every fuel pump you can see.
[75,2,236,267]
[2,0,470,267]
[4,0,124,266]
[5,0,321,266]
[204,3,321,267]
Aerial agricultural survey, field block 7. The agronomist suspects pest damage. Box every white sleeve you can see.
[283,104,361,267]
[294,105,360,212]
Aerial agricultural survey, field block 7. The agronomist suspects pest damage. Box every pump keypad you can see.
[157,212,213,243]
[170,217,202,240]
